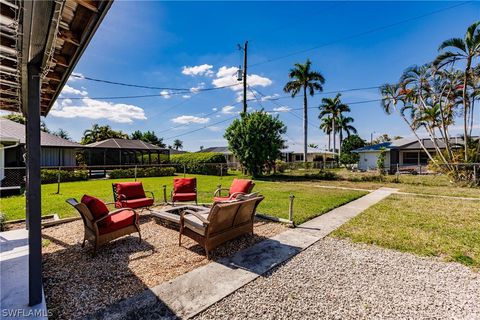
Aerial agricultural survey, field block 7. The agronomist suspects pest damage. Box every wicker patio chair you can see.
[67,195,141,256]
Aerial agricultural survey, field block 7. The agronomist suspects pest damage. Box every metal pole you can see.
[56,166,61,194]
[26,61,42,306]
[220,163,223,177]
[183,164,186,177]
[243,41,248,113]
[134,165,137,181]
[163,185,167,203]
[288,194,295,227]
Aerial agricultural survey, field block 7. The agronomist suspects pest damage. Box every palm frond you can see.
[438,37,466,52]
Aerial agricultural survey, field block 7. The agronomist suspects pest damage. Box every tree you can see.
[81,124,128,144]
[224,111,286,177]
[337,114,357,147]
[52,129,71,141]
[173,139,183,150]
[371,134,402,145]
[434,20,480,161]
[319,93,350,154]
[320,116,333,151]
[339,135,366,165]
[199,146,204,151]
[130,130,166,148]
[284,59,325,162]
[3,113,50,133]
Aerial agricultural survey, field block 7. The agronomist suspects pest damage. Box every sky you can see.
[44,1,480,151]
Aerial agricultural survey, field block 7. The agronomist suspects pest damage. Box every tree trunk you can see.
[332,117,336,155]
[328,132,331,151]
[463,59,472,162]
[303,86,308,163]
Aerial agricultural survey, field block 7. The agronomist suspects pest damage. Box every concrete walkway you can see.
[96,187,397,319]
[0,229,48,319]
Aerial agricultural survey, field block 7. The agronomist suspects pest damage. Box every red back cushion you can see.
[174,178,196,193]
[81,195,109,219]
[115,182,146,199]
[230,179,253,195]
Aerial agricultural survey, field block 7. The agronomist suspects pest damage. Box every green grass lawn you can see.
[0,174,366,225]
[332,194,480,269]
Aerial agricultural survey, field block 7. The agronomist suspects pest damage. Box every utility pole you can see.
[240,41,248,113]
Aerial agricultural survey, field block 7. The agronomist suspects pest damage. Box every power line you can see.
[68,73,237,92]
[250,1,471,68]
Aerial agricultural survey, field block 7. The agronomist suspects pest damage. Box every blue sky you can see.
[46,1,480,151]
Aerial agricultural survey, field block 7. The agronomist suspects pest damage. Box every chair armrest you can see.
[145,190,155,202]
[229,192,246,199]
[213,188,230,197]
[180,209,209,225]
[94,208,137,224]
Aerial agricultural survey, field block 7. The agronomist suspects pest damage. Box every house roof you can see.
[0,0,112,116]
[85,138,166,151]
[198,146,231,154]
[169,148,188,155]
[353,137,467,153]
[0,118,81,148]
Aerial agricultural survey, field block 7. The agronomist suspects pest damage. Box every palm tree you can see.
[53,129,71,141]
[434,20,480,161]
[319,116,333,151]
[337,115,357,147]
[173,139,183,150]
[319,93,350,154]
[284,59,325,162]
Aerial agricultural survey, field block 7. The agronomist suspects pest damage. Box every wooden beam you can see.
[54,55,69,68]
[77,0,98,12]
[45,71,62,82]
[59,30,80,46]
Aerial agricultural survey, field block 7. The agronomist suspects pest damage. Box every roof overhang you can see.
[1,0,113,116]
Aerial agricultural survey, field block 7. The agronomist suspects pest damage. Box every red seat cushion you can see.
[229,179,253,196]
[81,195,109,220]
[172,193,197,202]
[173,178,196,193]
[115,182,146,200]
[117,198,154,209]
[98,210,137,235]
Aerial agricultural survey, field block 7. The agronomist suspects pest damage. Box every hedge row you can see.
[169,152,227,176]
[108,166,176,179]
[41,169,89,184]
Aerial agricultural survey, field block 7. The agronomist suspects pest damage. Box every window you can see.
[402,152,418,165]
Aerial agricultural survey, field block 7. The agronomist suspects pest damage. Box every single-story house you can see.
[198,146,238,164]
[84,138,170,166]
[0,118,82,191]
[281,150,337,163]
[352,137,466,172]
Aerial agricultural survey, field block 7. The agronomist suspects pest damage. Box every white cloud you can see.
[207,126,222,132]
[273,106,291,112]
[261,93,280,101]
[171,115,210,124]
[190,82,205,93]
[212,66,272,92]
[236,90,256,103]
[50,98,147,123]
[182,95,191,99]
[182,64,214,77]
[221,105,236,114]
[61,84,88,96]
[212,107,218,111]
[160,90,171,99]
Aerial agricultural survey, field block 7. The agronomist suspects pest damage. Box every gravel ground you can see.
[195,237,480,320]
[41,212,286,320]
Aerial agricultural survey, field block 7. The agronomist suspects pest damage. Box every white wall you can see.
[358,151,390,171]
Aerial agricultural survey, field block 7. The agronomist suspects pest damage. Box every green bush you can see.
[0,212,5,231]
[139,153,170,164]
[41,169,89,184]
[108,166,176,179]
[169,152,227,176]
[305,170,339,180]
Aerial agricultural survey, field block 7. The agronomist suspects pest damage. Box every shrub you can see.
[275,160,287,173]
[305,170,339,180]
[41,169,89,184]
[169,152,227,176]
[108,166,176,179]
[0,212,5,231]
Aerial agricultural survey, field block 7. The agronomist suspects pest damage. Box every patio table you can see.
[151,205,210,227]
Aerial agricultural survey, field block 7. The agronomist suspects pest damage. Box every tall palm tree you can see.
[284,59,325,162]
[320,116,333,151]
[319,93,350,154]
[434,20,480,161]
[337,115,357,147]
